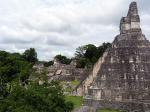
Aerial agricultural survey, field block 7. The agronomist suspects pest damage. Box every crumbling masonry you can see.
[84,2,150,112]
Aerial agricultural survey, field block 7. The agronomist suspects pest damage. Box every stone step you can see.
[74,106,95,112]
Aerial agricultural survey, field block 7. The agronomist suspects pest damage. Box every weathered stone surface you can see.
[34,62,89,82]
[73,52,108,96]
[48,64,89,81]
[84,2,150,112]
[120,2,141,34]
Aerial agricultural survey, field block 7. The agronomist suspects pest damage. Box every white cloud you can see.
[0,0,150,61]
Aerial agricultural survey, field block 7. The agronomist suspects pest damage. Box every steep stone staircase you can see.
[74,51,108,96]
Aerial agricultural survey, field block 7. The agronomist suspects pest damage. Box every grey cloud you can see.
[0,0,150,61]
[45,35,70,46]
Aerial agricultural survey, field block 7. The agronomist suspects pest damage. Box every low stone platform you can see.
[84,99,150,112]
[74,106,95,112]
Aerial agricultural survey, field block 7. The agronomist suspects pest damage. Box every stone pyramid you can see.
[84,2,150,112]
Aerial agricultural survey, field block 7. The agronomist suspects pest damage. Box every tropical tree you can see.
[55,54,71,65]
[44,61,54,67]
[23,48,38,63]
[0,81,74,112]
[75,43,111,68]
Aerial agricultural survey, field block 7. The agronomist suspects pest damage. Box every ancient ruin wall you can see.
[84,2,150,112]
[74,51,108,96]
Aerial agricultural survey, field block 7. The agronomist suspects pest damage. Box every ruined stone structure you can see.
[47,63,88,82]
[84,2,150,112]
[73,52,108,96]
[33,61,89,82]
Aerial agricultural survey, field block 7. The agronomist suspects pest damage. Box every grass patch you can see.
[61,80,80,94]
[65,95,83,108]
[70,80,80,86]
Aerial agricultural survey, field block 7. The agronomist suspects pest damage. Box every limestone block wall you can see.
[74,51,108,96]
[83,2,150,112]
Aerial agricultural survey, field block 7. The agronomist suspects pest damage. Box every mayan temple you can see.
[84,2,150,112]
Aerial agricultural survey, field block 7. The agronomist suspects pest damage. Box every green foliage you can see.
[97,42,111,57]
[0,81,74,112]
[84,44,98,62]
[55,54,71,65]
[0,42,112,111]
[75,42,111,68]
[0,50,74,112]
[44,61,54,67]
[0,51,32,98]
[65,95,83,108]
[23,48,38,63]
[75,46,86,58]
[70,80,80,86]
[76,58,87,68]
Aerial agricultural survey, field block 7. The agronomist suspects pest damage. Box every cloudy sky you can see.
[0,0,150,61]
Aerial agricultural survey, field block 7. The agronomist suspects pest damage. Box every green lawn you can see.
[70,80,80,86]
[61,80,80,93]
[65,95,83,108]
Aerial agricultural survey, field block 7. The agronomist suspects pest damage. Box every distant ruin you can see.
[33,59,89,84]
[83,2,150,112]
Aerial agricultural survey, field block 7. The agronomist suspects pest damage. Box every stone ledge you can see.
[84,99,150,112]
